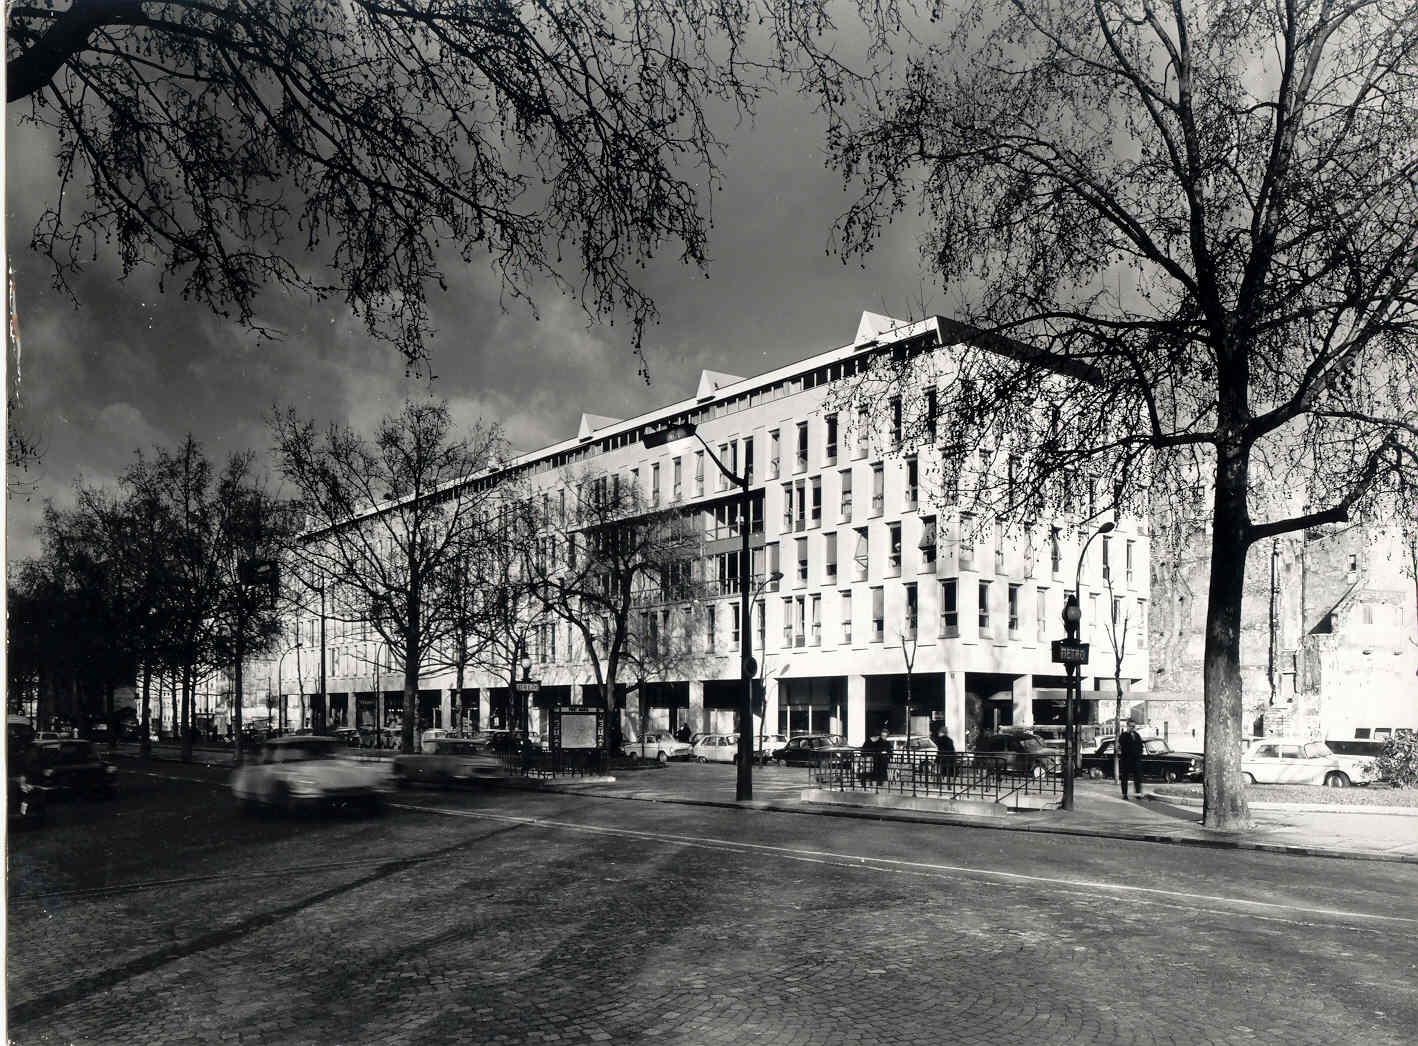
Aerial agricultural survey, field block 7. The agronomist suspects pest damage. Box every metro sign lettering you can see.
[1051,639,1090,666]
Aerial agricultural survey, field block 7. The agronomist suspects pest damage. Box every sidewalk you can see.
[529,768,1418,864]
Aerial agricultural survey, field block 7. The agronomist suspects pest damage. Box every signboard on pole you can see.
[1051,639,1090,666]
[513,681,542,694]
[551,706,603,750]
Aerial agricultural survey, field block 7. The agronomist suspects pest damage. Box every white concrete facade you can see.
[275,313,1150,746]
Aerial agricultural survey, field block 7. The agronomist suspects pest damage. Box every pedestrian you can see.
[934,726,955,780]
[1118,718,1145,799]
[858,725,891,787]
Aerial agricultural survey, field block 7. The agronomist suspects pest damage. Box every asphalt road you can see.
[8,756,1418,1045]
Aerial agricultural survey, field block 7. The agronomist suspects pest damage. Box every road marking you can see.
[390,801,1418,929]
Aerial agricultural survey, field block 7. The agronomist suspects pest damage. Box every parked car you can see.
[1324,738,1383,784]
[330,727,362,748]
[420,727,450,746]
[1081,737,1203,782]
[231,735,391,813]
[1241,738,1351,787]
[883,734,942,764]
[769,734,854,767]
[754,733,788,763]
[972,730,1055,776]
[625,731,691,762]
[692,733,739,763]
[20,740,120,798]
[393,738,506,787]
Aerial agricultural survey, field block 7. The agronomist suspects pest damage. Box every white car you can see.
[231,735,392,812]
[692,733,740,763]
[625,731,691,763]
[755,734,788,761]
[1241,738,1352,787]
[420,728,450,746]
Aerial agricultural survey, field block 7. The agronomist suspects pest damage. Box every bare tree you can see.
[7,0,760,369]
[273,400,503,753]
[768,0,1418,830]
[1101,577,1132,783]
[525,468,702,753]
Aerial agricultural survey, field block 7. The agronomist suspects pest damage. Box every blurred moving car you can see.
[1323,738,1383,784]
[393,737,505,787]
[231,735,390,813]
[330,727,362,748]
[626,731,691,762]
[1241,738,1352,787]
[769,734,854,767]
[420,727,450,746]
[691,733,739,763]
[972,730,1055,776]
[21,740,120,798]
[1081,737,1203,782]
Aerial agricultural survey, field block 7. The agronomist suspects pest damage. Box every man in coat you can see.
[933,726,955,780]
[1118,719,1145,799]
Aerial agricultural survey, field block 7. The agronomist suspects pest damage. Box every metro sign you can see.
[1051,639,1090,666]
[513,681,542,693]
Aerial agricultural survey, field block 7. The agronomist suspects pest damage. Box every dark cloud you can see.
[6,73,935,564]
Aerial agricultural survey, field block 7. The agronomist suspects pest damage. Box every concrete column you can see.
[847,674,867,747]
[478,689,491,732]
[688,680,704,734]
[943,670,967,748]
[570,683,584,706]
[1011,675,1034,728]
[762,676,780,738]
[441,689,454,731]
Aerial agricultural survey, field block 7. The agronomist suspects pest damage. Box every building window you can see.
[887,522,902,577]
[769,429,780,479]
[840,468,853,521]
[925,387,938,442]
[766,542,780,588]
[905,457,918,510]
[810,477,822,528]
[651,462,661,506]
[825,413,838,464]
[782,482,794,533]
[825,532,838,583]
[717,443,732,492]
[855,405,870,459]
[705,605,716,652]
[994,524,1006,574]
[796,421,809,473]
[755,599,766,652]
[1112,596,1122,626]
[920,516,938,570]
[1036,587,1048,641]
[783,597,794,647]
[1137,600,1147,648]
[854,526,869,582]
[694,451,705,497]
[1125,539,1135,586]
[1008,584,1021,636]
[841,589,854,644]
[904,583,918,639]
[940,579,958,636]
[731,603,741,650]
[960,512,975,568]
[1102,535,1112,581]
[1050,527,1061,574]
[871,586,884,642]
[673,457,683,502]
[742,436,755,485]
[871,463,884,516]
[811,594,822,646]
[796,537,808,586]
[979,580,992,636]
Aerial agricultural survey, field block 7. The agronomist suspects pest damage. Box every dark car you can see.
[392,738,505,787]
[22,740,120,798]
[1081,737,1203,782]
[972,730,1056,776]
[769,734,854,767]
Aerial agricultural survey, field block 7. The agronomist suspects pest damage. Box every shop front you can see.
[777,677,846,738]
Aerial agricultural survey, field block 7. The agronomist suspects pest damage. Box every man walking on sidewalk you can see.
[1118,719,1145,799]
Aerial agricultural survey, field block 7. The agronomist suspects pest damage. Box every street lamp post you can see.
[644,422,759,801]
[751,570,785,761]
[274,641,302,738]
[1061,521,1116,810]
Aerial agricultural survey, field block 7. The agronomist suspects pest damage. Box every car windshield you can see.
[1016,736,1046,753]
[1144,740,1169,754]
[266,740,340,763]
[1304,742,1334,759]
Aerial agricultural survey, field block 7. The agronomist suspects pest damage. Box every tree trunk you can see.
[455,659,466,734]
[233,631,245,764]
[1201,446,1253,831]
[106,681,117,750]
[140,662,153,757]
[181,661,194,764]
[401,629,419,755]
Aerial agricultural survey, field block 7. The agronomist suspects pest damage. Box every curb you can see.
[516,783,1418,865]
[1149,792,1418,817]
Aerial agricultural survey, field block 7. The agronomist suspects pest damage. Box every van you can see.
[1324,738,1384,783]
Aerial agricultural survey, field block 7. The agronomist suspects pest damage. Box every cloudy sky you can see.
[5,46,937,565]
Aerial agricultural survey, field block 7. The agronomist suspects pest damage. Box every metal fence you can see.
[809,751,1063,805]
[496,748,608,779]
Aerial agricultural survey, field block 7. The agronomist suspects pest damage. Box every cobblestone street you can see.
[9,759,1418,1045]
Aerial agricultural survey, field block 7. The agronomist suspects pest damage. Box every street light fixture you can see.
[1061,520,1115,810]
[643,420,760,801]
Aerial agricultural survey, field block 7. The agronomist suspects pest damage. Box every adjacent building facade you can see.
[260,312,1150,747]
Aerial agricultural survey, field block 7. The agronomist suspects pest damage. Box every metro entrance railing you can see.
[808,751,1063,805]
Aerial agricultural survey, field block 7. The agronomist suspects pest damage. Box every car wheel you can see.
[1324,772,1350,788]
[696,755,707,763]
[1164,770,1180,783]
[270,781,293,815]
[1088,768,1104,780]
[1242,772,1256,785]
[775,758,785,768]
[657,751,668,764]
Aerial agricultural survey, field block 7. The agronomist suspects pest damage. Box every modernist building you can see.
[263,312,1150,747]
